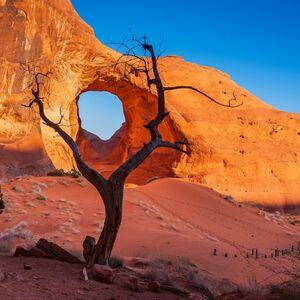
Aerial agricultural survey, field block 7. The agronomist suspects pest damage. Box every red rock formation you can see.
[0,0,299,206]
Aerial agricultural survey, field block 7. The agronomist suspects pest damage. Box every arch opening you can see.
[74,82,181,184]
[78,91,125,141]
[76,91,127,170]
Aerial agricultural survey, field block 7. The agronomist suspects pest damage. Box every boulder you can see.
[90,264,114,284]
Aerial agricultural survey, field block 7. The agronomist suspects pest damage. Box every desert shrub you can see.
[47,168,81,178]
[144,176,159,185]
[186,270,214,299]
[142,257,173,285]
[235,275,261,298]
[109,255,124,269]
[144,267,173,286]
[142,256,215,299]
[47,169,65,177]
[65,169,82,178]
[268,262,300,300]
[0,221,34,253]
[175,256,197,271]
[36,195,46,200]
[0,240,10,252]
[269,283,300,300]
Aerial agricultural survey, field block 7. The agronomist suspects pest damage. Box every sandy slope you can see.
[0,176,299,287]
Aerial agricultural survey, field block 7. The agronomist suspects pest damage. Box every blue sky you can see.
[72,0,300,139]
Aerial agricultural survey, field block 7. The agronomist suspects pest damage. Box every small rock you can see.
[224,195,234,203]
[148,281,160,292]
[90,264,114,284]
[23,263,32,270]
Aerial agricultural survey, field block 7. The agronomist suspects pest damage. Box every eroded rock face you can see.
[0,0,299,206]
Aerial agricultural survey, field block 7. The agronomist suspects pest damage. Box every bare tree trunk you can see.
[91,180,123,265]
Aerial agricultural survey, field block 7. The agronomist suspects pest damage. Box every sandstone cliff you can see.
[0,0,299,206]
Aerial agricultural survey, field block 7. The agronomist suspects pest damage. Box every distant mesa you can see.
[0,0,299,206]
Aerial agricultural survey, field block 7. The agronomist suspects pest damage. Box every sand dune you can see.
[1,176,299,286]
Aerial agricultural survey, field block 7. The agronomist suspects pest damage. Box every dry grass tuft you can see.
[0,221,35,253]
[142,256,215,299]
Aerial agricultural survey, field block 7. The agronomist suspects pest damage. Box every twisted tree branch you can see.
[164,86,243,107]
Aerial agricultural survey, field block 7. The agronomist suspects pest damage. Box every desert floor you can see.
[0,176,299,299]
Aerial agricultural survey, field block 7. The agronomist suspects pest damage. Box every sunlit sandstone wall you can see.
[0,0,299,206]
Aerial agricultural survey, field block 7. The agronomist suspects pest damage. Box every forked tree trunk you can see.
[91,180,124,265]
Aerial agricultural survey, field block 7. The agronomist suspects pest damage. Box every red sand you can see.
[1,176,299,287]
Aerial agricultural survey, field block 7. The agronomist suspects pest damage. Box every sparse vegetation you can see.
[237,275,260,297]
[186,270,215,299]
[47,169,65,177]
[142,257,214,299]
[0,222,34,253]
[65,169,82,178]
[144,268,173,286]
[47,168,81,178]
[269,283,300,300]
[269,259,300,300]
[231,253,300,300]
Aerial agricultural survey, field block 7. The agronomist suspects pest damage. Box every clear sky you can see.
[72,0,300,139]
[78,92,124,140]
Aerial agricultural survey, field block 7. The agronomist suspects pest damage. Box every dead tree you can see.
[24,37,242,266]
